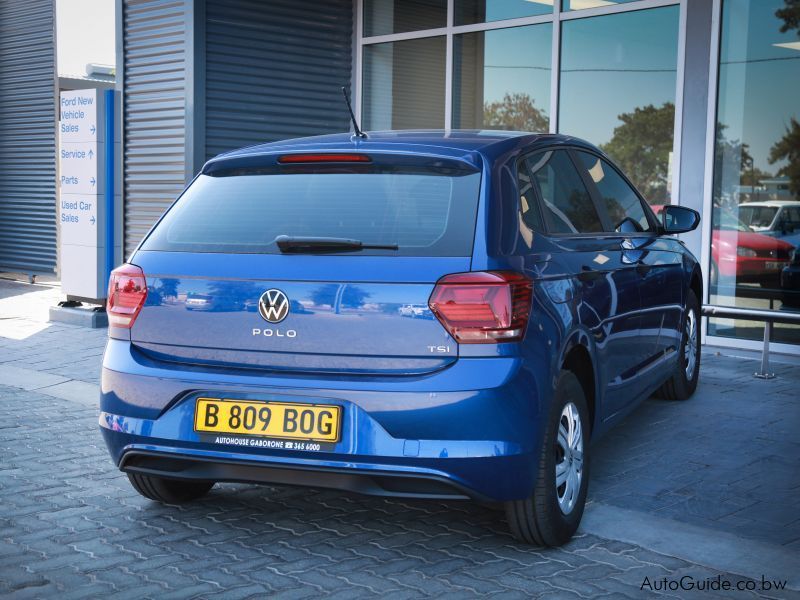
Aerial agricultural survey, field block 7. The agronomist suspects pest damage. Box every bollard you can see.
[753,321,775,379]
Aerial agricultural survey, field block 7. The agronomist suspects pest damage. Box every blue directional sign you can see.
[59,89,107,299]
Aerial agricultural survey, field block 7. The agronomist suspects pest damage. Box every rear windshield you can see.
[140,169,482,256]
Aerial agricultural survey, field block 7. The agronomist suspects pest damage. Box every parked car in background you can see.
[737,200,800,235]
[185,291,241,312]
[781,249,800,308]
[711,209,794,288]
[184,292,216,311]
[398,304,428,318]
[102,131,703,547]
[651,205,794,288]
[737,201,800,248]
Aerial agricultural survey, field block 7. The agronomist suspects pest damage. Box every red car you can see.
[651,205,793,287]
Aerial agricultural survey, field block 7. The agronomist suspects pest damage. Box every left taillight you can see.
[428,271,533,344]
[107,264,147,328]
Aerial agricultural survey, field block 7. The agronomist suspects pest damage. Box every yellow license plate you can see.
[194,398,341,442]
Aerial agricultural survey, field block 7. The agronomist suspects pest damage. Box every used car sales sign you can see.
[58,89,106,299]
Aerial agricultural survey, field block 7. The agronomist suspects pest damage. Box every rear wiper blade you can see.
[275,235,399,254]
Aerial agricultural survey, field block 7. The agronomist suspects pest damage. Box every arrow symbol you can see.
[90,124,96,135]
[88,149,94,159]
[90,215,96,225]
[90,177,96,186]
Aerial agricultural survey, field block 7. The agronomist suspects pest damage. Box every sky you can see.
[717,0,800,173]
[558,5,680,146]
[56,0,115,77]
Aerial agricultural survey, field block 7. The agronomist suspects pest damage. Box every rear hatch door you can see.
[128,152,482,375]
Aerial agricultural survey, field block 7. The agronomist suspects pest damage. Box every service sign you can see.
[59,142,101,195]
[59,89,106,299]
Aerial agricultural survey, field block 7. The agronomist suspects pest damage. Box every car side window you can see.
[517,158,544,232]
[780,207,800,231]
[575,151,652,233]
[525,150,604,234]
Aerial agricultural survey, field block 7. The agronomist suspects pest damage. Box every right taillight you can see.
[428,271,533,344]
[107,264,147,328]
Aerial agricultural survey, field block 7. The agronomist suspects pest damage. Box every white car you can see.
[398,304,427,318]
[737,201,800,235]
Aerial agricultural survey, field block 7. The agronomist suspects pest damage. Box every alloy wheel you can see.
[555,402,583,515]
[684,309,698,379]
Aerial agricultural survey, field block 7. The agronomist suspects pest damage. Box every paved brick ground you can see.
[592,352,800,548]
[0,280,105,386]
[1,278,799,598]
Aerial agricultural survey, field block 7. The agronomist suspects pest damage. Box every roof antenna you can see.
[342,86,367,138]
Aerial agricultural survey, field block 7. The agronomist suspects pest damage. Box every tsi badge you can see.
[253,288,296,338]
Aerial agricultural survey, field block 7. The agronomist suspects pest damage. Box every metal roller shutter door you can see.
[121,0,187,258]
[205,0,353,159]
[0,0,57,274]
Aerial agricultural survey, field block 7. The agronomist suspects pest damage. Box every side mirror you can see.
[661,205,700,234]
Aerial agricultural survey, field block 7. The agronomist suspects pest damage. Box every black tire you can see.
[656,289,701,401]
[505,371,590,547]
[127,473,214,503]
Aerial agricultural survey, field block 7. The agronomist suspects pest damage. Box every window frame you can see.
[355,0,685,142]
[516,153,548,234]
[515,147,608,236]
[515,145,661,238]
[570,148,661,235]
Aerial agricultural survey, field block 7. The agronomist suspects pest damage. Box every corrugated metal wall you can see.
[121,0,188,258]
[0,0,57,274]
[119,0,353,256]
[205,0,353,159]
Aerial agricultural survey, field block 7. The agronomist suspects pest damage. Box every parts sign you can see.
[58,89,106,299]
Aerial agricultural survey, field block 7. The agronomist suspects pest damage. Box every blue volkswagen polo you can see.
[101,130,702,546]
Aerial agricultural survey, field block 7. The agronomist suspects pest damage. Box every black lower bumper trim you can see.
[119,450,474,500]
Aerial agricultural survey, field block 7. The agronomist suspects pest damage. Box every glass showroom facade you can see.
[708,0,800,346]
[357,0,800,350]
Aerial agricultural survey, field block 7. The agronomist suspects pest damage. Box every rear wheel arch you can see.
[560,340,597,435]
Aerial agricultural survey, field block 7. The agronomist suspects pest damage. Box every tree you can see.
[600,103,675,203]
[159,278,180,299]
[769,117,800,196]
[310,284,339,308]
[740,166,772,188]
[483,93,548,133]
[777,0,800,35]
[310,284,370,311]
[712,123,761,206]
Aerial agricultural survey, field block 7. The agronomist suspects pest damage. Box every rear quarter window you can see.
[140,168,482,257]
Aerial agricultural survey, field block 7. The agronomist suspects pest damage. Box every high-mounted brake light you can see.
[277,153,371,164]
[428,271,533,344]
[107,264,147,328]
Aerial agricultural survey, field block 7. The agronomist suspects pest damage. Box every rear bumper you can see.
[100,339,547,501]
[116,448,507,501]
